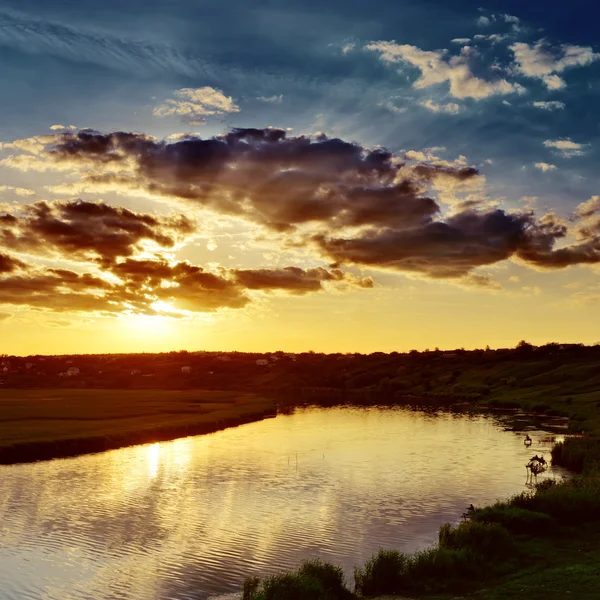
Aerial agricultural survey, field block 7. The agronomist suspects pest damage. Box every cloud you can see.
[2,129,481,233]
[153,87,240,124]
[510,41,599,90]
[572,196,600,240]
[0,185,35,196]
[0,312,12,321]
[365,42,524,99]
[574,196,600,219]
[342,42,356,54]
[257,95,283,103]
[451,38,471,44]
[543,138,587,158]
[0,267,124,314]
[532,100,565,111]
[4,127,600,285]
[233,266,373,294]
[0,254,372,316]
[502,14,520,25]
[49,124,77,131]
[534,162,557,172]
[380,100,407,114]
[0,252,29,274]
[477,16,491,27]
[419,99,460,114]
[0,200,196,266]
[315,207,600,277]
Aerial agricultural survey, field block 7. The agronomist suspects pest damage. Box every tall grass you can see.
[551,437,600,473]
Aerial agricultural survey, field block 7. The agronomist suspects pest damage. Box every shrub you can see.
[254,572,323,600]
[404,546,479,592]
[245,561,353,600]
[354,549,408,596]
[242,577,261,600]
[438,520,516,560]
[471,504,555,535]
[512,476,600,524]
[297,560,352,600]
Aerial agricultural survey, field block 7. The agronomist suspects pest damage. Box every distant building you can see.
[181,366,192,374]
[217,356,231,362]
[66,367,80,376]
[25,363,34,370]
[256,359,269,366]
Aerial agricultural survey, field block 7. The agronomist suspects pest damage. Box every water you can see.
[0,406,567,600]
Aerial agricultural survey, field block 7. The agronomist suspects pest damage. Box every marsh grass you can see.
[551,436,600,473]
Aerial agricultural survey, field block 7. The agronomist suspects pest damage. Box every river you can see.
[0,406,567,600]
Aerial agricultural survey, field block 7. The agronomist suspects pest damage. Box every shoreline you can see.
[0,395,569,466]
[0,389,276,465]
[0,408,276,466]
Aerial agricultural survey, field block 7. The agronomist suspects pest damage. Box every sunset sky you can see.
[1,0,600,355]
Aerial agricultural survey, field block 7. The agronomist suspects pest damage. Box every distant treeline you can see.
[1,341,599,425]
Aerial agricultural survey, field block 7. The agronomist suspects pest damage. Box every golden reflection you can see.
[0,407,569,600]
[147,443,161,479]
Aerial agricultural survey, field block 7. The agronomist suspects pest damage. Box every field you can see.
[0,389,274,463]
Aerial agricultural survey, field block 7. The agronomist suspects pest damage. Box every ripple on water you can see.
[0,406,568,600]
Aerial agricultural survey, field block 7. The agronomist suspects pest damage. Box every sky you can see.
[1,0,600,355]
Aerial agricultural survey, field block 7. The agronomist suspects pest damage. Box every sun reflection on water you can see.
[0,407,570,600]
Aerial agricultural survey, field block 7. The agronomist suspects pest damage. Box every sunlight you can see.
[147,443,161,479]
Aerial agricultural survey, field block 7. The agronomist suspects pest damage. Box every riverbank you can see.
[242,435,600,600]
[0,389,275,464]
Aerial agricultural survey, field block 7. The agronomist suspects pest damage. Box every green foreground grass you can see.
[0,388,274,463]
[243,437,600,600]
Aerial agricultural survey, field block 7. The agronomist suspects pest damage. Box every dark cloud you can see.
[110,258,249,312]
[233,266,373,294]
[20,128,478,232]
[0,200,195,265]
[316,208,600,278]
[0,268,121,314]
[0,253,28,274]
[6,128,600,283]
[0,254,370,315]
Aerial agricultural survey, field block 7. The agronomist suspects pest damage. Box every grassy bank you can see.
[0,389,275,464]
[242,436,600,600]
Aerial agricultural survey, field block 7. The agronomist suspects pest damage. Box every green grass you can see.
[0,389,274,462]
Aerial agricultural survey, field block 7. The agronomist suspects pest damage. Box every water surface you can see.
[0,406,566,600]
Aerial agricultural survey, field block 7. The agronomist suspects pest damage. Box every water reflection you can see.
[0,406,567,600]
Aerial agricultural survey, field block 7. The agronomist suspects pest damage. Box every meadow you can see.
[0,388,274,463]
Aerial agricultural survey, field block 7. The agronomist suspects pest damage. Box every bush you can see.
[245,560,353,600]
[297,560,352,600]
[354,549,408,596]
[438,520,516,560]
[471,504,555,535]
[513,476,600,524]
[404,546,479,592]
[252,572,323,600]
